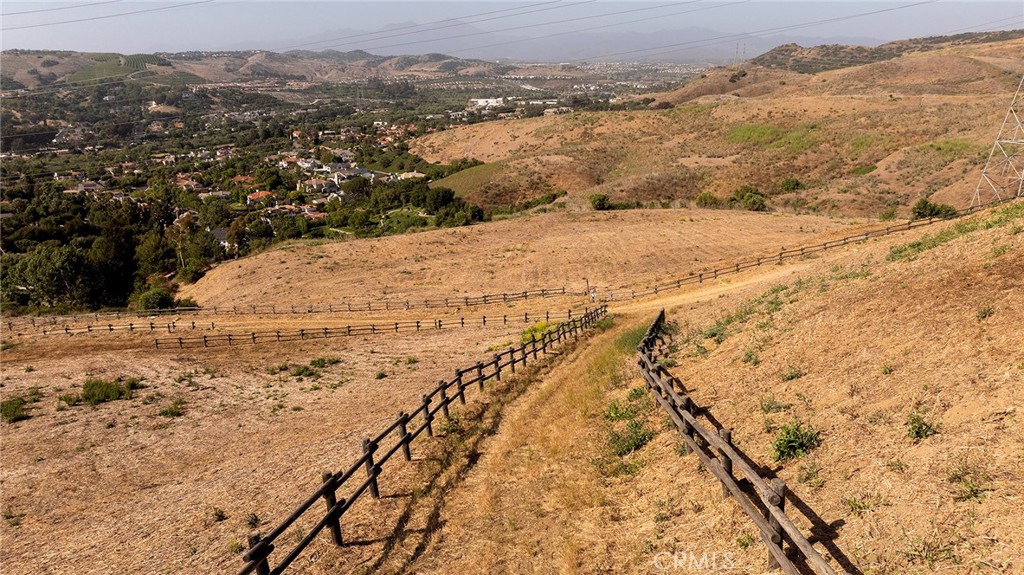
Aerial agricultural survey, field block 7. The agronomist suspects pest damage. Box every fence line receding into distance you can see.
[598,197,1020,302]
[238,306,608,575]
[3,287,570,330]
[152,308,591,349]
[637,310,848,575]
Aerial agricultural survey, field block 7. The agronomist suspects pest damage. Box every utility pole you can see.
[972,74,1024,208]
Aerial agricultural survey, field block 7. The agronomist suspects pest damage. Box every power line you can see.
[1,0,123,17]
[276,0,577,52]
[585,0,940,62]
[446,0,749,57]
[2,0,215,31]
[319,0,703,53]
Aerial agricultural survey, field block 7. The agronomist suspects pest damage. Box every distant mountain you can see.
[0,49,503,90]
[752,29,1024,73]
[261,23,880,64]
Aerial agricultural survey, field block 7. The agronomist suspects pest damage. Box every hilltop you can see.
[751,29,1024,74]
[0,49,508,90]
[412,34,1024,216]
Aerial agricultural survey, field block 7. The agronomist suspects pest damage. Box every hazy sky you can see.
[2,1,1022,60]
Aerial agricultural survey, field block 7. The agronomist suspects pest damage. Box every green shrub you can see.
[911,198,958,220]
[309,357,340,369]
[609,420,655,456]
[694,191,723,208]
[133,287,175,310]
[907,411,937,441]
[81,377,141,406]
[520,321,552,343]
[771,421,821,461]
[605,401,634,422]
[289,365,317,378]
[730,186,768,212]
[1,397,29,423]
[779,178,803,192]
[589,194,611,211]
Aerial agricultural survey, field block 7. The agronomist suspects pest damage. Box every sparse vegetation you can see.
[771,421,821,461]
[159,399,185,418]
[1,397,29,423]
[906,410,937,441]
[760,396,792,414]
[947,458,991,502]
[71,376,142,407]
[780,366,804,381]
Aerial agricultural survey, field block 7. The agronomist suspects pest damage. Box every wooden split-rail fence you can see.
[637,310,848,575]
[237,306,608,575]
[596,196,1021,302]
[3,287,570,331]
[151,308,590,349]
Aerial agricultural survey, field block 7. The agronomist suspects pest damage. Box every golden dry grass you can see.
[411,38,1024,216]
[2,202,1020,574]
[378,202,1024,575]
[178,209,858,308]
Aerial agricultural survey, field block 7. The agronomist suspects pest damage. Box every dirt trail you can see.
[608,261,815,316]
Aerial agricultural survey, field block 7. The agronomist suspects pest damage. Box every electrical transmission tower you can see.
[972,74,1024,208]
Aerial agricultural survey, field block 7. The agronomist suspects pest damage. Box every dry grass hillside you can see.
[178,209,858,308]
[398,200,1024,575]
[3,192,1020,574]
[414,37,1024,216]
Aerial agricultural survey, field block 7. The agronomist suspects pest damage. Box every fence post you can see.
[494,354,502,381]
[476,362,484,390]
[398,412,412,460]
[531,333,539,359]
[362,438,380,499]
[246,533,272,575]
[321,472,344,546]
[455,371,466,404]
[439,383,451,419]
[422,395,434,437]
[508,347,516,373]
[718,429,733,499]
[767,478,786,568]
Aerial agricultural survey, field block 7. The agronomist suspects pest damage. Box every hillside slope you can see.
[399,200,1023,574]
[412,37,1024,216]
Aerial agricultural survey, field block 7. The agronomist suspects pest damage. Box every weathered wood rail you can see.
[637,310,848,575]
[596,196,1020,302]
[237,306,608,575]
[150,308,590,349]
[3,287,570,330]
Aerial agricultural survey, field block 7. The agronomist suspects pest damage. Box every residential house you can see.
[247,190,274,205]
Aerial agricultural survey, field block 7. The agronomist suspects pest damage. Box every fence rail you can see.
[596,196,1021,302]
[637,310,847,575]
[238,306,608,575]
[3,287,571,330]
[150,308,591,349]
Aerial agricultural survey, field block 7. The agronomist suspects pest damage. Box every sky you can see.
[2,1,1022,61]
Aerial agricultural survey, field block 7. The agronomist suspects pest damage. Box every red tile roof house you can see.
[246,190,274,205]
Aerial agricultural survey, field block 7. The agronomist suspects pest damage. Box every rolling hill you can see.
[412,35,1024,217]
